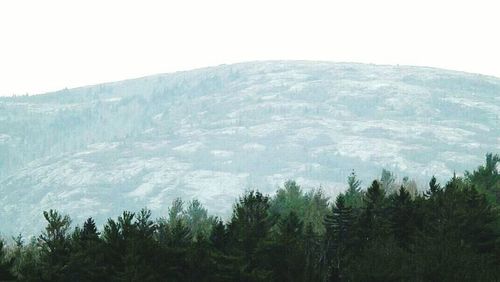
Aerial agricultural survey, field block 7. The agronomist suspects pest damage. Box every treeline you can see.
[0,154,499,281]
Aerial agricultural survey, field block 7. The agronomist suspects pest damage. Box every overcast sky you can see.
[1,0,499,96]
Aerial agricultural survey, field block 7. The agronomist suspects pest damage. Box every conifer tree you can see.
[356,180,389,245]
[38,209,72,281]
[271,211,305,282]
[427,176,441,197]
[303,222,322,282]
[388,186,415,249]
[323,194,353,281]
[228,190,272,280]
[344,170,363,208]
[210,218,227,251]
[3,158,500,281]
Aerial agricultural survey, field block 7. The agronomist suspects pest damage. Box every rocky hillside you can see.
[0,61,499,235]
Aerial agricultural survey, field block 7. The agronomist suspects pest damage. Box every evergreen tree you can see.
[323,194,353,281]
[388,186,415,249]
[38,209,72,281]
[81,217,100,240]
[210,218,227,251]
[66,218,105,281]
[303,222,322,282]
[344,170,363,208]
[228,190,272,280]
[425,175,441,198]
[3,158,500,281]
[124,208,159,281]
[270,211,305,282]
[169,217,192,248]
[466,153,500,203]
[354,180,389,249]
[209,219,240,281]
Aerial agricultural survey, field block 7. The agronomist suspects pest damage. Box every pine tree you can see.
[228,190,272,280]
[364,180,386,210]
[81,217,100,241]
[425,176,441,198]
[3,160,500,281]
[169,218,192,248]
[271,211,305,282]
[209,219,239,281]
[388,186,415,249]
[38,209,72,281]
[67,217,105,281]
[344,170,363,208]
[135,208,156,240]
[210,218,227,251]
[323,194,353,281]
[357,180,389,244]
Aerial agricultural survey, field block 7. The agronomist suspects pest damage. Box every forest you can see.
[0,153,499,281]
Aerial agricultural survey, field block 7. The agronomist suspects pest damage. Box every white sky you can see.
[0,0,499,96]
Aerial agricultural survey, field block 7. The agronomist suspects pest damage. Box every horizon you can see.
[2,60,499,98]
[1,0,499,96]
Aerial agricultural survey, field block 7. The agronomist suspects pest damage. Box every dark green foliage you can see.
[466,153,500,203]
[38,209,72,281]
[388,186,416,249]
[2,154,500,281]
[323,194,353,281]
[209,218,227,251]
[425,175,442,198]
[228,190,273,280]
[302,222,323,281]
[65,217,106,281]
[357,180,390,243]
[269,211,305,282]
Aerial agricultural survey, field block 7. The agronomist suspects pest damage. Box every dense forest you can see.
[0,153,499,281]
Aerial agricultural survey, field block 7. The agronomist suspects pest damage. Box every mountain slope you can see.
[1,61,499,235]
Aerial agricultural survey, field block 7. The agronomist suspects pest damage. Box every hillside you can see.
[1,61,499,235]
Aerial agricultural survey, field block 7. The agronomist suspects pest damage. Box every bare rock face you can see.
[0,61,499,235]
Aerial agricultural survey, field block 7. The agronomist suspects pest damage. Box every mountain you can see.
[1,61,499,236]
